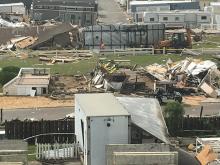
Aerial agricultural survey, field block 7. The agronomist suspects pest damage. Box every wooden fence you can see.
[5,119,75,144]
[166,116,220,136]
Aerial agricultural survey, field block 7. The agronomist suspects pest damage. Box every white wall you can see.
[75,101,88,165]
[196,14,211,23]
[142,12,211,27]
[90,116,129,165]
[16,85,48,96]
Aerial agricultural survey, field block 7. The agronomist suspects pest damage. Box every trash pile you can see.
[145,58,220,98]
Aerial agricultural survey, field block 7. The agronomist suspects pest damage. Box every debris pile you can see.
[39,50,93,64]
[91,60,150,94]
[145,58,220,98]
[50,75,89,99]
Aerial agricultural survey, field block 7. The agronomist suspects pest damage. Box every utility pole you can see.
[0,109,3,123]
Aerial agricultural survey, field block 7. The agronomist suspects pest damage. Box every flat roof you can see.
[143,10,208,14]
[130,0,194,5]
[75,93,130,117]
[18,78,49,85]
[18,75,50,85]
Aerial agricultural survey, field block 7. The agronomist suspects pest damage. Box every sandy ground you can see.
[182,95,207,106]
[0,96,74,109]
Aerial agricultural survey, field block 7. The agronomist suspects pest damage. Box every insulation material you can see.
[199,82,218,98]
[196,145,217,165]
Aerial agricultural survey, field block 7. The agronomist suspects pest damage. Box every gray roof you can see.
[75,93,130,117]
[33,0,96,7]
[117,97,169,143]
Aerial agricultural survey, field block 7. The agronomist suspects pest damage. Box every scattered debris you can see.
[144,58,220,98]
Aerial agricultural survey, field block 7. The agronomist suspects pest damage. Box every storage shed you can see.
[75,93,130,165]
[3,68,50,96]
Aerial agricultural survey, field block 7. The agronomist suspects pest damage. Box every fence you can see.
[36,142,80,160]
[166,116,220,136]
[5,119,75,144]
[200,24,220,31]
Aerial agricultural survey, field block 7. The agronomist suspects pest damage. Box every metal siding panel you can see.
[90,116,128,165]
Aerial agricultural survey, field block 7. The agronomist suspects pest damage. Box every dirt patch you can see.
[0,96,74,109]
[182,95,206,106]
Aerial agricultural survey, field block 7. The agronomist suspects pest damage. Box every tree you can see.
[164,101,185,136]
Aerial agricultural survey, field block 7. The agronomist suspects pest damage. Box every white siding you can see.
[17,86,32,95]
[197,14,211,23]
[90,116,129,165]
[16,85,48,96]
[142,12,211,27]
[75,102,88,165]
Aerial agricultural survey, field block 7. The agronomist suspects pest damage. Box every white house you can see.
[3,68,50,96]
[75,93,130,165]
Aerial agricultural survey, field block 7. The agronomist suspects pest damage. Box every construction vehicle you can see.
[158,27,192,52]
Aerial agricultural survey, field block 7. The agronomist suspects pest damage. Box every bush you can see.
[2,66,20,74]
[164,101,185,136]
[0,66,20,85]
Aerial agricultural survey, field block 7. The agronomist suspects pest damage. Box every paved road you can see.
[98,0,128,24]
[2,102,219,121]
[2,107,73,121]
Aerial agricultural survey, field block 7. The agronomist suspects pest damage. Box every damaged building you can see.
[3,68,50,96]
[29,23,79,50]
[145,58,220,98]
[91,60,148,93]
[32,0,98,26]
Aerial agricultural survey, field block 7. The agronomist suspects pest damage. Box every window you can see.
[175,17,179,21]
[163,17,168,21]
[150,18,155,22]
[42,88,47,94]
[201,16,207,20]
[138,18,142,22]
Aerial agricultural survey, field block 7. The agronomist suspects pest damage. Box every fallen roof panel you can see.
[117,97,169,143]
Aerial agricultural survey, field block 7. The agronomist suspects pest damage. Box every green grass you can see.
[28,145,36,161]
[193,35,220,49]
[0,56,97,75]
[0,54,217,76]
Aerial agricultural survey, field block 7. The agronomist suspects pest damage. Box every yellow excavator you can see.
[156,27,204,53]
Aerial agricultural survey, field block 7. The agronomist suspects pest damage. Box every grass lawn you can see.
[193,34,220,49]
[0,54,218,76]
[28,145,36,161]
